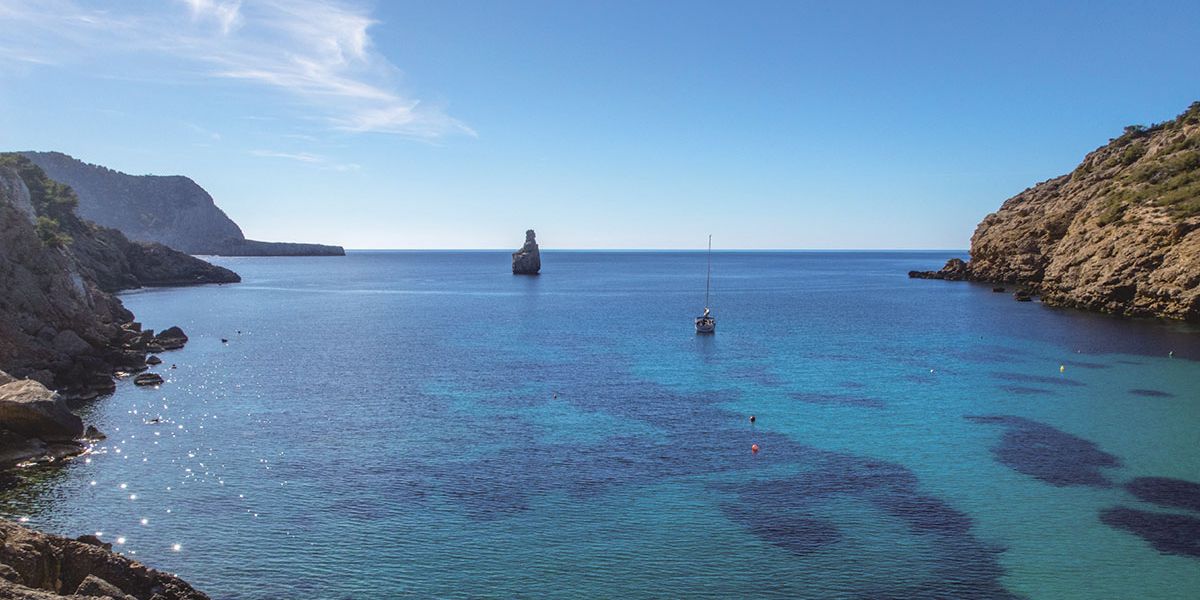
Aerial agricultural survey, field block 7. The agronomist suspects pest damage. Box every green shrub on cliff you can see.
[0,153,80,222]
[35,215,72,247]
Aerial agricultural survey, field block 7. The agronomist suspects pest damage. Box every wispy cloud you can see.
[251,149,360,171]
[0,0,472,139]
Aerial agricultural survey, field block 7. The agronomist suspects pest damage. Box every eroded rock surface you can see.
[911,102,1200,321]
[511,229,541,275]
[0,519,208,600]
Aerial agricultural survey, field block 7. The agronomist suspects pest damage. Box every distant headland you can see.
[19,151,344,257]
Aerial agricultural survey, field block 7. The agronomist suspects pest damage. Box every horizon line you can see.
[332,248,970,253]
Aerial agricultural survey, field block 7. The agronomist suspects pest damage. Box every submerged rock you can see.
[512,229,542,275]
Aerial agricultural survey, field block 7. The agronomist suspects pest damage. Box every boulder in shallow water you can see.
[133,373,163,386]
[145,355,162,365]
[155,326,188,350]
[908,258,970,281]
[0,380,84,442]
[512,229,541,275]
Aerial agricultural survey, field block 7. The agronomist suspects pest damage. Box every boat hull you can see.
[695,317,716,334]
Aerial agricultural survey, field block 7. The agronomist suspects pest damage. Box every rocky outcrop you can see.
[0,519,207,599]
[911,102,1200,321]
[908,258,969,281]
[0,155,212,398]
[512,229,541,275]
[19,151,344,257]
[0,375,85,468]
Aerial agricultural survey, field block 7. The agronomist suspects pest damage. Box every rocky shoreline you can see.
[0,156,215,594]
[910,102,1200,321]
[0,519,207,599]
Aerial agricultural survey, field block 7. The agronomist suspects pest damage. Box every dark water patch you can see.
[722,503,842,556]
[952,345,1027,365]
[966,415,1120,487]
[715,455,1015,598]
[1000,385,1056,396]
[1100,507,1200,558]
[1129,388,1175,398]
[1063,359,1108,370]
[731,364,785,387]
[903,373,938,385]
[990,371,1085,387]
[1116,359,1145,366]
[790,391,885,409]
[839,380,867,389]
[422,344,1018,595]
[1125,477,1200,512]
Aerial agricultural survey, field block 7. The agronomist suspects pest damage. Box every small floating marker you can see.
[221,338,228,343]
[1060,365,1065,373]
[749,415,756,424]
[751,444,760,454]
[930,369,935,374]
[1169,350,1175,358]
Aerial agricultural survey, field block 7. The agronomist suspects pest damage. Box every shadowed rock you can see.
[511,229,541,275]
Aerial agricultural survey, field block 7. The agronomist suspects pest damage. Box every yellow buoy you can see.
[1060,365,1065,373]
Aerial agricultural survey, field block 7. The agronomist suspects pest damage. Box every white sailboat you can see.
[695,235,716,334]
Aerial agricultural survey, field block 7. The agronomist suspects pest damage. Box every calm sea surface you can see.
[3,251,1199,599]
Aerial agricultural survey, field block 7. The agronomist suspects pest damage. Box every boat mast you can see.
[705,234,712,310]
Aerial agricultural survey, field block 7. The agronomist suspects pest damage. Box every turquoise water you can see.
[2,251,1199,599]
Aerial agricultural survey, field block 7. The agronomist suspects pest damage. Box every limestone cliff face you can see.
[20,151,345,256]
[0,156,234,396]
[916,102,1200,321]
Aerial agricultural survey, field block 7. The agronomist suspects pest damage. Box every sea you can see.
[2,251,1198,599]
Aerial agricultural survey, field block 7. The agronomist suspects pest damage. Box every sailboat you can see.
[695,235,716,334]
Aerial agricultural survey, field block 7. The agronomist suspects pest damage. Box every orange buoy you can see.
[749,415,756,424]
[751,444,760,454]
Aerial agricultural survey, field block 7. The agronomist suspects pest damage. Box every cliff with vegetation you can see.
[0,154,236,399]
[20,151,344,257]
[912,102,1200,321]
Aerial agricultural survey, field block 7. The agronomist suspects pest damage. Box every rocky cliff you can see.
[0,519,207,599]
[0,154,231,397]
[512,229,541,275]
[911,102,1200,321]
[19,152,344,257]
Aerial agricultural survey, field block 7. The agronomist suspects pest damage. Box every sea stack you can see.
[512,229,542,275]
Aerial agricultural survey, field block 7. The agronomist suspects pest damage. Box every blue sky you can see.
[0,0,1197,249]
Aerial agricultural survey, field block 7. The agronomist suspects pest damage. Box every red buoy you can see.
[751,444,760,454]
